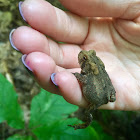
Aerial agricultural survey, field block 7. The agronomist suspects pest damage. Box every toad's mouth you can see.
[80,61,86,70]
[78,59,83,65]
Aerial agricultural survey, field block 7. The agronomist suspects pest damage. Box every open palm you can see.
[12,0,140,110]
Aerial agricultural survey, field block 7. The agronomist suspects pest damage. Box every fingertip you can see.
[54,71,88,107]
[12,26,49,54]
[22,0,56,33]
[25,52,56,80]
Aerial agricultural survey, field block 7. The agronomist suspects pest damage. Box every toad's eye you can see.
[83,55,87,60]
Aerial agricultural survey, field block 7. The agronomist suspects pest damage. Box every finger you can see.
[59,0,140,19]
[12,26,81,68]
[114,19,140,46]
[24,52,88,107]
[20,0,88,44]
[53,72,88,107]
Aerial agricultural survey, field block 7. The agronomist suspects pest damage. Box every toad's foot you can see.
[68,113,93,130]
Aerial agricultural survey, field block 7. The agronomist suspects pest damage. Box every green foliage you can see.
[0,11,12,41]
[29,89,99,140]
[0,74,24,129]
[7,134,34,140]
[0,74,113,139]
[29,89,78,127]
[0,11,12,32]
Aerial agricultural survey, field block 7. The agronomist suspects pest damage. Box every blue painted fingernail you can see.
[22,54,33,72]
[51,73,58,86]
[19,1,27,22]
[9,29,19,51]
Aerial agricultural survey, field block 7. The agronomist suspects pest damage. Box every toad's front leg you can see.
[73,72,87,84]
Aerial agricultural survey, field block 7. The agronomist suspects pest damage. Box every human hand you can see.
[10,0,140,110]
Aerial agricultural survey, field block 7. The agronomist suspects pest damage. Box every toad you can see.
[69,50,116,129]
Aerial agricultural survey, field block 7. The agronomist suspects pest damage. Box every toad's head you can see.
[78,50,97,74]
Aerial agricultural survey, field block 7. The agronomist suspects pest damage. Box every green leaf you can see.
[29,89,78,127]
[7,134,34,140]
[0,74,24,129]
[32,119,99,140]
[29,89,100,140]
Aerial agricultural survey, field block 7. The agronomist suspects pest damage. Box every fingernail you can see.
[51,73,58,86]
[9,29,19,51]
[22,54,33,72]
[19,1,27,22]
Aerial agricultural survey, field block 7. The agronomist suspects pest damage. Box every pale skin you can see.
[12,0,140,110]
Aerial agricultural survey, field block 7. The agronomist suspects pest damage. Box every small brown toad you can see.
[69,50,116,129]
